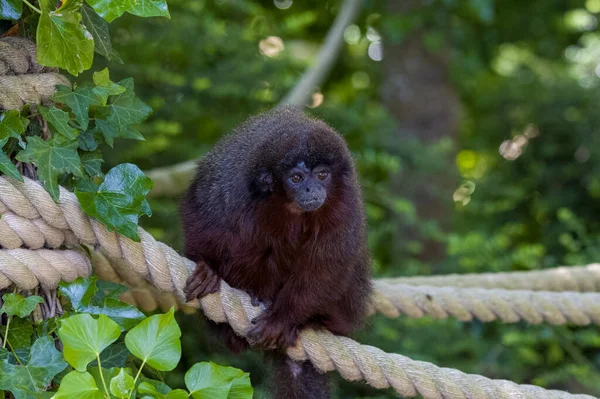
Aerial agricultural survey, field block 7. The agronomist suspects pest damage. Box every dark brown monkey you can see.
[181,106,372,398]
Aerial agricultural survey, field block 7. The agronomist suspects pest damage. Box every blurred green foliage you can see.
[80,0,600,396]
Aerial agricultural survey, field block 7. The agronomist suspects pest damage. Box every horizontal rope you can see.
[3,209,598,326]
[0,248,90,290]
[3,214,598,328]
[0,176,596,398]
[373,282,600,325]
[380,265,600,292]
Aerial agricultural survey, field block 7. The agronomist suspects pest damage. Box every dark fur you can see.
[181,107,372,398]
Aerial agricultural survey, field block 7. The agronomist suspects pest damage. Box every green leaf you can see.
[0,110,29,141]
[138,379,173,397]
[1,294,44,318]
[185,362,253,399]
[52,371,104,399]
[89,343,129,368]
[80,3,120,62]
[58,313,121,372]
[86,0,169,23]
[110,368,134,398]
[37,0,95,76]
[96,78,151,139]
[87,367,119,396]
[0,0,22,20]
[38,106,78,140]
[93,68,126,98]
[59,277,97,310]
[95,119,118,147]
[53,85,103,131]
[59,277,145,330]
[16,136,83,201]
[28,336,68,379]
[0,336,67,395]
[78,128,101,151]
[81,151,104,177]
[0,138,22,181]
[75,163,153,241]
[0,317,33,349]
[124,308,181,371]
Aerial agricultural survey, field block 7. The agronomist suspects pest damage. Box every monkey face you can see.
[283,162,331,212]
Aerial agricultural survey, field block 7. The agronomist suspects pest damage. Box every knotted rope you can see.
[0,37,70,110]
[0,175,597,398]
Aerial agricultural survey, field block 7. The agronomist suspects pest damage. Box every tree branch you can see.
[145,0,364,198]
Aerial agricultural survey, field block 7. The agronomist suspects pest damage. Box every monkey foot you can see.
[248,313,298,349]
[184,261,221,301]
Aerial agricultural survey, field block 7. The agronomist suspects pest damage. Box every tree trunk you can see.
[381,1,460,263]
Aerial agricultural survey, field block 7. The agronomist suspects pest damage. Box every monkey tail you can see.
[267,352,330,399]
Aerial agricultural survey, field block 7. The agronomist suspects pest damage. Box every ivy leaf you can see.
[96,78,151,138]
[78,128,101,151]
[0,293,43,317]
[58,314,121,372]
[38,106,78,140]
[110,368,134,399]
[0,138,22,181]
[0,336,68,396]
[59,277,97,310]
[0,0,22,20]
[80,3,120,62]
[138,382,188,399]
[95,119,119,147]
[185,362,253,399]
[86,0,169,23]
[124,308,181,371]
[93,68,126,100]
[52,371,104,399]
[0,318,33,349]
[88,367,119,397]
[89,343,129,368]
[81,151,104,178]
[37,0,95,76]
[60,277,145,330]
[0,110,29,141]
[16,136,83,202]
[75,163,153,241]
[53,85,103,131]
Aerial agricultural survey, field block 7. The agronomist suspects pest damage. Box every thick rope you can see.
[0,248,90,290]
[0,37,70,110]
[2,239,599,327]
[372,282,600,325]
[380,265,600,292]
[0,176,597,398]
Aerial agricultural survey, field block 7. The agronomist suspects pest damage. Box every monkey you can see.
[181,106,372,398]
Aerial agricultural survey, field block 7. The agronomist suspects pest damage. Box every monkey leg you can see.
[184,261,221,301]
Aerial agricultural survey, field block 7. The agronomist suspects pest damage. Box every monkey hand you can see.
[248,312,298,349]
[184,261,221,301]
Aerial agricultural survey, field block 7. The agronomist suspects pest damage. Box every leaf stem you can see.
[22,0,42,15]
[128,360,146,399]
[1,315,11,349]
[96,354,111,399]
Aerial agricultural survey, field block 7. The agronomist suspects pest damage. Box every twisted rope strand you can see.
[380,265,600,292]
[0,176,597,398]
[372,282,600,325]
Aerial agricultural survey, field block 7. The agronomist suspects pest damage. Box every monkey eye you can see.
[317,171,329,180]
[289,173,304,184]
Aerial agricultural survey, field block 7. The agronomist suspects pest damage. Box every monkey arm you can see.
[248,262,353,348]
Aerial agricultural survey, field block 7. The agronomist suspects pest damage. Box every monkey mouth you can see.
[286,200,323,213]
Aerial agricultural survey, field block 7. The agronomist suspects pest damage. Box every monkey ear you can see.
[258,171,274,192]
